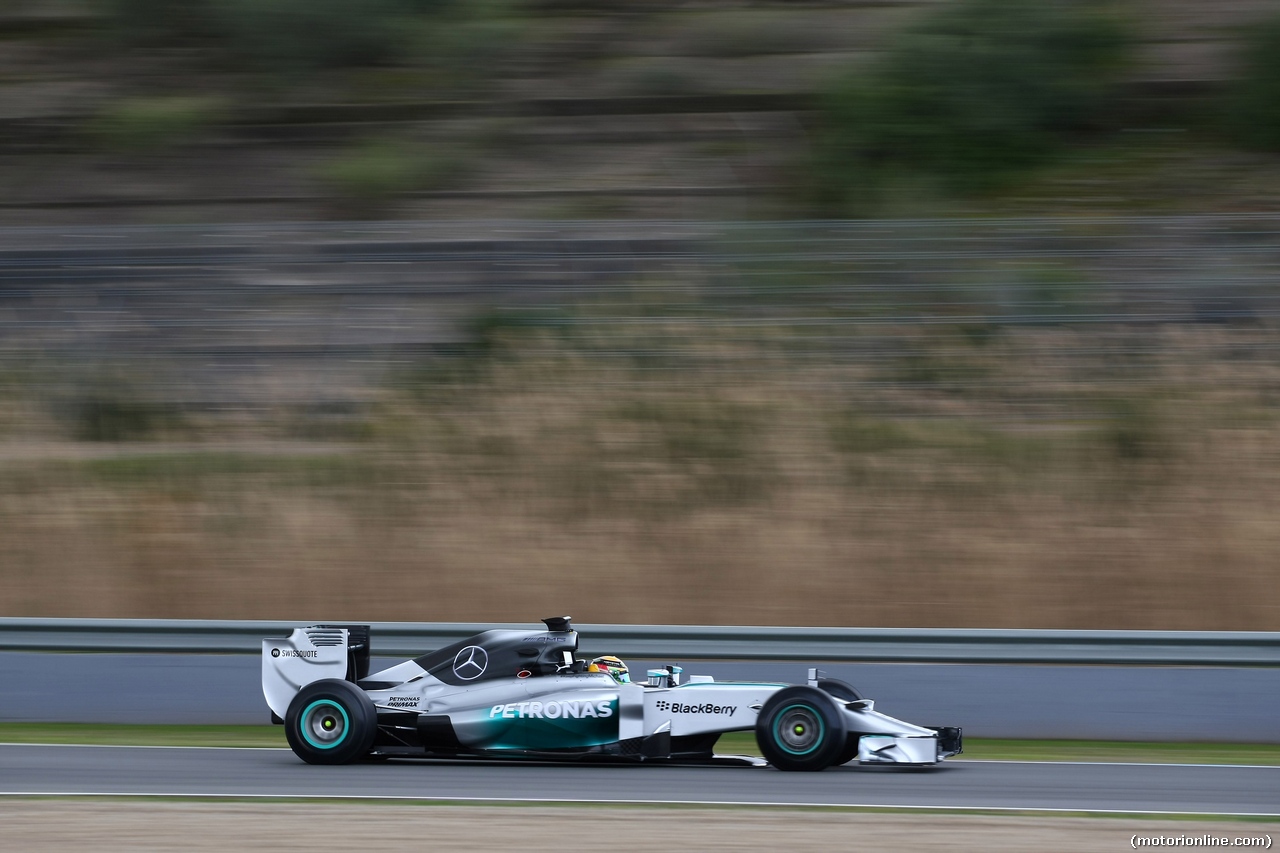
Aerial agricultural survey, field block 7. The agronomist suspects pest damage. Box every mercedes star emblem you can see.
[452,645,488,680]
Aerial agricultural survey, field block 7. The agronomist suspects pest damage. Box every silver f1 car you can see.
[263,617,962,771]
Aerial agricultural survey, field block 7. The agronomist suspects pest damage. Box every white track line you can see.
[0,792,1276,818]
[2,743,1276,770]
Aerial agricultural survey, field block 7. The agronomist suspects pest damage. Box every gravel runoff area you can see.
[1,803,1276,852]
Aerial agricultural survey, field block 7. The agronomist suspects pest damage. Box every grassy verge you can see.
[2,725,1278,765]
[947,738,1280,766]
[0,724,286,748]
[717,732,1280,764]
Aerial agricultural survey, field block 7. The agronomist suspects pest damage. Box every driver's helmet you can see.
[587,655,630,683]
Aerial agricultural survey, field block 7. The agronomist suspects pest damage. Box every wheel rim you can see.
[773,703,825,756]
[300,699,350,750]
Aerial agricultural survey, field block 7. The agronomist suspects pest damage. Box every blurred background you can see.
[1,0,1279,629]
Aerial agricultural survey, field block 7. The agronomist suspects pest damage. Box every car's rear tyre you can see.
[755,686,847,771]
[284,679,377,765]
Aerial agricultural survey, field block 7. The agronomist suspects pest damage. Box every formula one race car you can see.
[263,617,962,771]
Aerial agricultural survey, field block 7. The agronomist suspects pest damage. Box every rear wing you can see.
[261,624,371,719]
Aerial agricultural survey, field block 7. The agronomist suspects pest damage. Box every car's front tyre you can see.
[284,678,377,765]
[755,686,848,771]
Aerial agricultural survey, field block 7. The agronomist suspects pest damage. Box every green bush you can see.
[317,139,421,200]
[1227,13,1280,150]
[101,0,451,71]
[216,0,416,71]
[418,0,526,78]
[69,390,180,442]
[88,96,224,152]
[611,60,702,97]
[101,0,223,45]
[814,0,1131,210]
[829,414,917,455]
[316,138,469,203]
[1100,398,1169,462]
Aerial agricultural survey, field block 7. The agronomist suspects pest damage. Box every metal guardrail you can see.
[1,618,1278,666]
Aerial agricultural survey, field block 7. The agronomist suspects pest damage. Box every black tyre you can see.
[831,737,861,767]
[816,679,863,766]
[755,686,848,772]
[284,678,378,765]
[816,678,862,702]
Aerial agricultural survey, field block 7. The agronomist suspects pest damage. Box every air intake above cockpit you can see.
[542,616,572,632]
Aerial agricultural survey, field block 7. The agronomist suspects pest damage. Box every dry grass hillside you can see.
[3,319,1278,629]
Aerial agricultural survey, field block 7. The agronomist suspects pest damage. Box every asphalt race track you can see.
[1,744,1277,816]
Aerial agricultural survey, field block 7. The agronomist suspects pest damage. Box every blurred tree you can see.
[103,0,223,44]
[217,0,417,71]
[813,0,1131,212]
[101,0,458,72]
[1227,12,1280,151]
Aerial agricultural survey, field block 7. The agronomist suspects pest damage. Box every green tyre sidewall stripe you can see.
[772,702,825,756]
[300,699,350,750]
